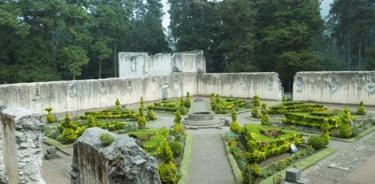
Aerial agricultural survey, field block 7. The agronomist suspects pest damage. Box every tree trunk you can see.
[98,60,102,79]
[113,43,118,77]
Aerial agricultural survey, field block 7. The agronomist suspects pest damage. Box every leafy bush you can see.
[308,135,327,150]
[356,101,366,115]
[230,120,241,133]
[45,107,55,124]
[210,94,250,114]
[57,128,77,144]
[115,98,121,109]
[147,107,157,120]
[140,97,145,109]
[86,116,96,127]
[170,141,183,157]
[339,110,352,138]
[261,113,270,126]
[252,95,260,107]
[270,102,325,114]
[138,115,147,129]
[158,161,178,184]
[251,106,261,118]
[172,110,185,135]
[100,133,114,147]
[185,92,191,108]
[231,108,237,121]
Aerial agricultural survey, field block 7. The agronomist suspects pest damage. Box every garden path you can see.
[187,99,235,184]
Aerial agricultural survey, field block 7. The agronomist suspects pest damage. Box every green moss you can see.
[100,133,114,147]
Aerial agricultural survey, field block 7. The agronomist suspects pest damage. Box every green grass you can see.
[178,134,193,184]
[260,147,336,184]
[222,135,244,184]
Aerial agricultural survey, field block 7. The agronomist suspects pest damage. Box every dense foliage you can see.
[210,94,251,114]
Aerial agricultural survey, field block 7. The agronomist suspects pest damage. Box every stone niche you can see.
[0,104,45,184]
[71,128,161,184]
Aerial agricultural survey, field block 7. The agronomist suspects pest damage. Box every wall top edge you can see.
[295,71,375,75]
[201,72,279,75]
[118,50,204,57]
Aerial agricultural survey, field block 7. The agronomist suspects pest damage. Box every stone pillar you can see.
[0,106,45,184]
[71,127,161,184]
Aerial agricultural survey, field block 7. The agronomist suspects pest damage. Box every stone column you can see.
[0,106,45,184]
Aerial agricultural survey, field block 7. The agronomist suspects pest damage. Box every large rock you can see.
[0,105,45,184]
[71,128,161,184]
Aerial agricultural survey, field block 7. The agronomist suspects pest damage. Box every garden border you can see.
[178,134,193,184]
[222,135,244,184]
[260,147,336,184]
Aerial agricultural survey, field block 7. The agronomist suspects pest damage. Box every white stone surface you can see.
[197,72,283,100]
[0,106,45,184]
[293,71,375,105]
[118,51,206,79]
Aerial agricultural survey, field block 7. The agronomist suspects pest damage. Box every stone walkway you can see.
[187,99,235,184]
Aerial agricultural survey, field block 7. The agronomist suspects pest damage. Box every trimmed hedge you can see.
[270,102,326,114]
[282,113,340,129]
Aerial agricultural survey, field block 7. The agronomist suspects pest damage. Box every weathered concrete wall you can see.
[0,106,44,184]
[0,73,197,114]
[118,51,206,79]
[293,71,375,105]
[71,128,161,184]
[197,73,283,100]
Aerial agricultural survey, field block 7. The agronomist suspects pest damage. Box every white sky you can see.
[161,0,334,29]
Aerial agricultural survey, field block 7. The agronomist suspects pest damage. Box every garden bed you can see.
[210,94,252,114]
[223,125,311,183]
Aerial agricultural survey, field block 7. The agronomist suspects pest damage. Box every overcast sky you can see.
[161,0,334,30]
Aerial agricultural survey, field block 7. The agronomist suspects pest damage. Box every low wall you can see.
[293,71,375,105]
[0,105,44,184]
[0,73,198,114]
[197,73,283,100]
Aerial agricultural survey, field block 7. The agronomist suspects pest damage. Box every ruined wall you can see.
[0,73,198,114]
[197,73,283,100]
[0,105,44,184]
[71,128,161,184]
[118,51,206,79]
[293,71,375,105]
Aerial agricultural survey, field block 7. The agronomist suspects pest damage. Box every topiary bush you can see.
[57,128,77,144]
[158,161,178,184]
[100,133,114,147]
[308,135,326,150]
[184,92,191,108]
[261,112,270,126]
[138,109,147,129]
[115,98,121,109]
[230,120,241,133]
[356,101,366,115]
[231,108,237,121]
[45,107,55,124]
[172,110,185,135]
[252,95,261,107]
[251,106,261,118]
[170,141,183,157]
[147,107,157,120]
[339,110,352,138]
[140,96,145,109]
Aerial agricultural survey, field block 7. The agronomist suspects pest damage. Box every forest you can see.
[0,0,374,90]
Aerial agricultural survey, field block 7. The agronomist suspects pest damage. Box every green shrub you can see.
[138,115,147,129]
[170,141,183,157]
[249,163,261,177]
[143,134,169,157]
[158,161,178,184]
[251,106,261,118]
[178,104,186,115]
[261,113,270,126]
[231,108,237,121]
[140,97,145,109]
[45,127,59,139]
[282,96,288,103]
[147,107,157,120]
[252,95,260,107]
[87,116,96,127]
[308,135,326,150]
[185,92,191,108]
[356,101,366,115]
[261,103,269,114]
[115,98,121,109]
[57,128,77,144]
[321,132,330,145]
[339,110,352,138]
[230,120,241,133]
[100,133,114,146]
[161,142,174,162]
[45,107,55,123]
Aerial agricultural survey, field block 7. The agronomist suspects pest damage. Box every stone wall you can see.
[293,71,375,105]
[0,105,44,184]
[71,128,161,184]
[0,73,198,114]
[197,72,283,100]
[118,51,206,79]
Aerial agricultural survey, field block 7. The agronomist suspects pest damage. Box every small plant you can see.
[45,107,55,124]
[173,110,185,134]
[251,106,261,118]
[230,120,241,133]
[261,103,269,114]
[147,107,157,120]
[115,98,121,109]
[282,95,288,103]
[185,92,192,108]
[273,173,283,184]
[100,133,114,147]
[140,96,145,109]
[170,140,183,157]
[87,116,96,128]
[252,95,261,107]
[231,108,237,121]
[158,161,178,184]
[178,104,187,115]
[356,101,366,115]
[339,110,352,138]
[57,128,77,144]
[308,135,326,150]
[138,108,147,129]
[261,112,270,126]
[320,119,330,145]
